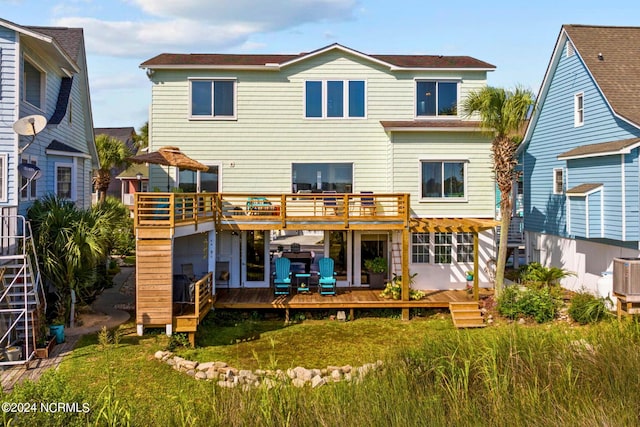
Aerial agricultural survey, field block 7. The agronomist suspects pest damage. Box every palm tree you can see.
[462,86,534,297]
[134,122,149,149]
[94,134,131,203]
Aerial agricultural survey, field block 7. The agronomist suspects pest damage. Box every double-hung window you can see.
[553,168,564,195]
[574,92,584,127]
[305,80,366,118]
[416,81,458,117]
[421,160,466,199]
[434,232,453,264]
[55,163,74,200]
[20,156,37,200]
[23,57,45,109]
[190,78,236,119]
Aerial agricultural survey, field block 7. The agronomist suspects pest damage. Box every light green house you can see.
[135,44,498,336]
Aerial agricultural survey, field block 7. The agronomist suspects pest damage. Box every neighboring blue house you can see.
[520,25,640,294]
[0,18,97,365]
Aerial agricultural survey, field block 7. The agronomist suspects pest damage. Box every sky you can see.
[1,0,638,130]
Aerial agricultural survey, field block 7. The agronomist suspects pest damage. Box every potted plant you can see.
[364,257,388,289]
[35,334,56,358]
[466,271,474,281]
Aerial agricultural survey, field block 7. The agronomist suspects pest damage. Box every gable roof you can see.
[563,25,640,127]
[141,43,495,71]
[557,137,640,160]
[0,18,80,73]
[94,127,137,153]
[521,25,640,154]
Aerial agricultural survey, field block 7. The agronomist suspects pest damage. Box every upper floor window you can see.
[553,168,564,195]
[305,80,366,118]
[421,160,466,199]
[190,79,236,119]
[574,93,584,127]
[416,81,458,117]
[23,58,45,109]
[292,162,353,193]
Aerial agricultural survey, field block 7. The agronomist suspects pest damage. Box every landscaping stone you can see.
[311,375,326,388]
[156,353,384,389]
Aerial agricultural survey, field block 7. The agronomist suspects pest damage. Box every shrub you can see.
[569,292,611,324]
[497,285,563,323]
[518,262,575,288]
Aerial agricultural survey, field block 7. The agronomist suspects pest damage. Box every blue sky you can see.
[1,0,637,129]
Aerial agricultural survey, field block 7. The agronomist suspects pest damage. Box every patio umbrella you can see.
[128,146,209,190]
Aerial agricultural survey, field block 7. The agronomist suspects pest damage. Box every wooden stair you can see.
[449,302,485,328]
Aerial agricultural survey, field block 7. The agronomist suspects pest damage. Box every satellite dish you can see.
[13,115,47,136]
[18,163,42,192]
[13,115,47,154]
[18,163,42,181]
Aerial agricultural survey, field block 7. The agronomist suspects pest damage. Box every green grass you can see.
[4,313,640,426]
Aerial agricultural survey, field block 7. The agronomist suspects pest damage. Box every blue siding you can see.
[0,27,18,205]
[588,191,602,238]
[625,149,639,240]
[569,196,586,237]
[567,157,622,240]
[524,40,640,242]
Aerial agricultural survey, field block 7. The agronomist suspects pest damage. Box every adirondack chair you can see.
[318,257,337,296]
[322,191,339,215]
[359,191,376,216]
[273,257,292,295]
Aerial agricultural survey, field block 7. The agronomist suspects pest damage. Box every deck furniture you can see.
[318,257,337,296]
[273,257,292,295]
[295,273,313,293]
[322,191,338,215]
[360,191,376,215]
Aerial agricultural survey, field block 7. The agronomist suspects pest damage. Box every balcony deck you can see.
[134,192,410,235]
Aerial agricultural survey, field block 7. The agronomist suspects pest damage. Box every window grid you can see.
[574,93,584,127]
[434,232,452,264]
[553,169,564,195]
[457,232,474,262]
[56,165,72,199]
[411,233,430,263]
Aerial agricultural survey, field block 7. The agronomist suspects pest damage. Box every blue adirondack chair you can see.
[318,257,337,296]
[273,257,292,295]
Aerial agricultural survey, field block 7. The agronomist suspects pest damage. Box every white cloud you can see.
[55,0,358,58]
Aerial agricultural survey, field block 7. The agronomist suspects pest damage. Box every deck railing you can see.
[194,272,213,320]
[135,192,409,229]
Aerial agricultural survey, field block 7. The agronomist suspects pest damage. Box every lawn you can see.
[4,310,640,426]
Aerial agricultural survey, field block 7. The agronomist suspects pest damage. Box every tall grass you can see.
[5,320,640,426]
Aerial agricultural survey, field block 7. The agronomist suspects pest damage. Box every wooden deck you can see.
[212,288,491,311]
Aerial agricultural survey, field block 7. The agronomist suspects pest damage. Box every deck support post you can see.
[473,232,479,301]
[285,308,289,324]
[349,308,354,321]
[401,227,410,321]
[137,324,143,336]
[165,323,173,336]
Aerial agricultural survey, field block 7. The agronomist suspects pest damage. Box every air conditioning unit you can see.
[613,258,640,301]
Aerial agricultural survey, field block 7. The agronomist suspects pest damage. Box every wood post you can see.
[473,232,479,301]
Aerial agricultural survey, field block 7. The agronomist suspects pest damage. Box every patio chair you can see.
[181,263,195,281]
[359,191,376,216]
[322,191,339,215]
[318,257,337,296]
[274,257,292,296]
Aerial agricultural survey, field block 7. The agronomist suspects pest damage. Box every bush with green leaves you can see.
[497,284,563,323]
[518,262,575,288]
[569,292,611,324]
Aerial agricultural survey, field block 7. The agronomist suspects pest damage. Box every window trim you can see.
[574,92,584,127]
[0,154,7,203]
[411,232,475,265]
[22,55,46,110]
[304,79,367,119]
[188,77,237,120]
[419,159,468,202]
[553,168,564,195]
[54,162,76,201]
[415,79,460,118]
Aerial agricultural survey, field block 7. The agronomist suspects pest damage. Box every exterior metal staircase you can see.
[0,215,46,365]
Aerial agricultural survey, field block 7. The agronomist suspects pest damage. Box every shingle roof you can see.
[564,25,640,126]
[141,44,495,70]
[94,127,137,153]
[26,26,84,61]
[557,137,640,159]
[566,183,603,195]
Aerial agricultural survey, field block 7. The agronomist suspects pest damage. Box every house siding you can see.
[524,40,640,239]
[148,50,490,200]
[0,27,18,206]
